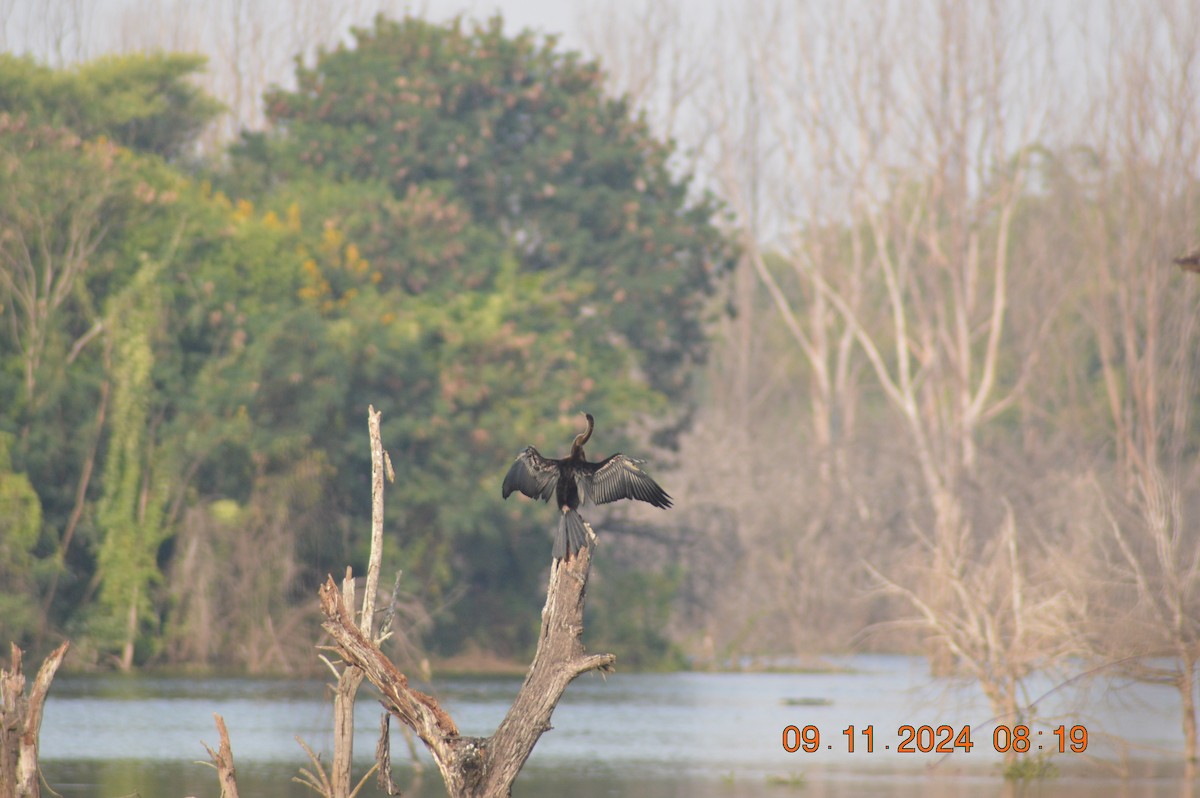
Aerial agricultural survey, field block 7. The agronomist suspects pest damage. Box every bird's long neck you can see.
[571,414,594,458]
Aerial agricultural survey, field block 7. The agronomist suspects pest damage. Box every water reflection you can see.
[39,656,1192,797]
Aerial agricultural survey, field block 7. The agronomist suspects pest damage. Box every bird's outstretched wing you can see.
[502,446,559,502]
[578,454,672,509]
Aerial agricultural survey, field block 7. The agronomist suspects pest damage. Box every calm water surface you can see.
[39,655,1193,797]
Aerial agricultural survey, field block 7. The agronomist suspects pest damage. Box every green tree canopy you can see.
[215,15,733,653]
[250,14,733,403]
[0,431,44,643]
[0,18,732,666]
[0,52,223,160]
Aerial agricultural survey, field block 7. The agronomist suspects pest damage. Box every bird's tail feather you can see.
[555,508,590,560]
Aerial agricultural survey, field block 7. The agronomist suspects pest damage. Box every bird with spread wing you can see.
[502,412,672,559]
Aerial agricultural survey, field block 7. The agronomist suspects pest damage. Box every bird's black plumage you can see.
[502,412,672,559]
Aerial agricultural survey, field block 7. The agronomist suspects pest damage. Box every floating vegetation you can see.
[765,772,807,788]
[1002,755,1059,781]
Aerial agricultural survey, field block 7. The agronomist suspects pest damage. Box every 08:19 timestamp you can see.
[782,724,1089,754]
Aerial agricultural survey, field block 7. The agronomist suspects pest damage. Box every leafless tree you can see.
[310,408,617,798]
[579,0,882,657]
[0,0,93,65]
[105,0,422,154]
[778,4,1083,729]
[577,0,709,177]
[1061,0,1200,775]
[588,4,1098,717]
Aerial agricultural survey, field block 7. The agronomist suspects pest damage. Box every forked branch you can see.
[318,529,614,797]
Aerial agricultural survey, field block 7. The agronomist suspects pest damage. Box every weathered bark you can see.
[484,549,615,789]
[318,536,614,798]
[375,714,402,796]
[330,407,392,797]
[202,713,239,798]
[0,642,70,798]
[300,407,396,798]
[330,568,365,798]
[329,405,391,796]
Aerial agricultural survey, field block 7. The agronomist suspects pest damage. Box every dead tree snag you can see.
[318,528,613,797]
[0,641,69,798]
[200,713,239,798]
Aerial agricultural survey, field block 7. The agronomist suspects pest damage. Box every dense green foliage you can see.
[253,15,725,401]
[0,432,43,641]
[0,18,732,669]
[0,52,223,160]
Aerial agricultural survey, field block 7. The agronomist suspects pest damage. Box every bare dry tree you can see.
[691,1,1075,694]
[298,407,615,798]
[868,506,1078,763]
[292,406,393,798]
[2,0,94,65]
[318,543,614,797]
[587,4,1200,777]
[582,1,1078,673]
[577,0,710,177]
[200,714,240,798]
[1064,0,1200,776]
[581,0,885,657]
[104,0,415,154]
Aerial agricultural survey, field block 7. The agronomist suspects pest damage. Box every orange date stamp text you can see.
[781,724,1089,754]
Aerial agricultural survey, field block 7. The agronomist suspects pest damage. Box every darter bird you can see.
[502,412,672,559]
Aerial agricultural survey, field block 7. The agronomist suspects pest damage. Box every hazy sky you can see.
[2,0,693,144]
[451,0,585,43]
[1,0,655,63]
